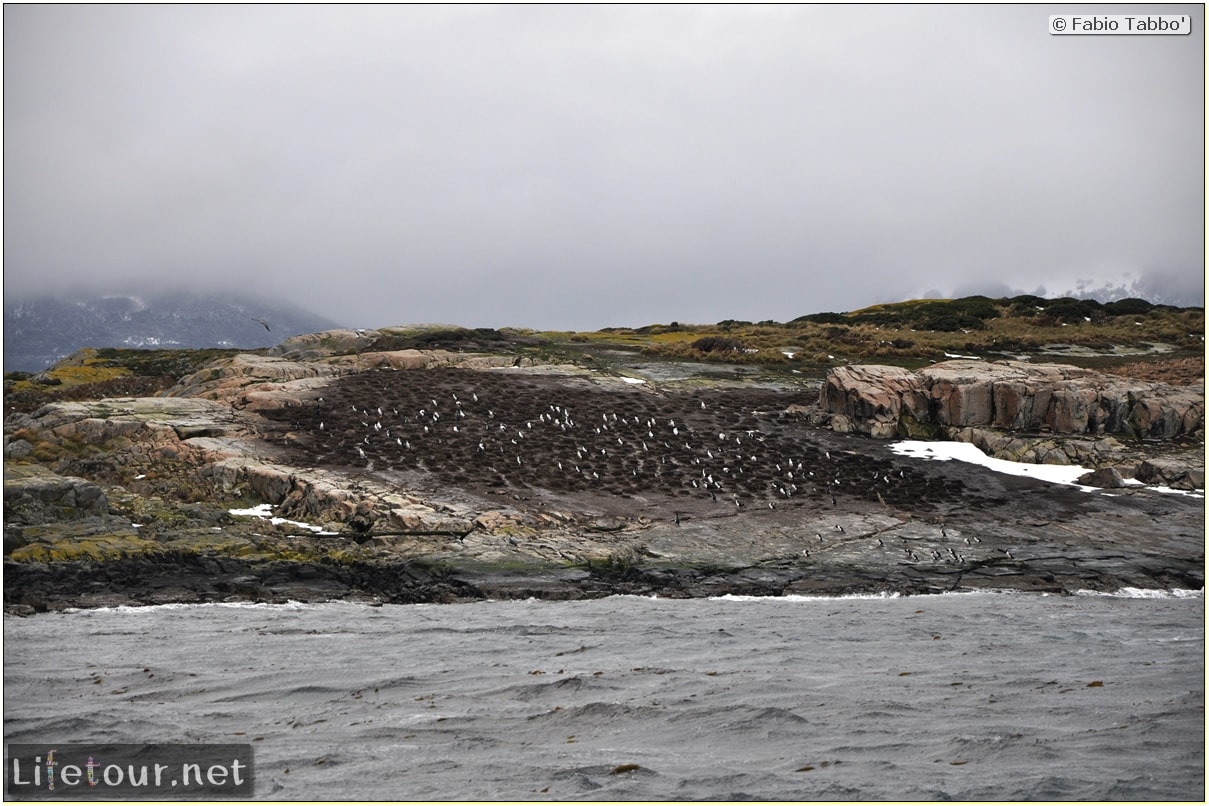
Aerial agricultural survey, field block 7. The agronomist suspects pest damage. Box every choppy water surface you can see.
[5,591,1203,801]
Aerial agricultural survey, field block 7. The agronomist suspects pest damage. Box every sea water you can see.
[4,591,1203,801]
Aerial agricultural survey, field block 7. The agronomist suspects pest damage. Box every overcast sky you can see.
[5,4,1204,330]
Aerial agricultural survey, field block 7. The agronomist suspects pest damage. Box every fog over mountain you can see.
[939,269,1205,311]
[3,290,341,373]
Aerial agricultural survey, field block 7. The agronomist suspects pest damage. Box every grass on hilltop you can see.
[538,295,1203,372]
[3,347,249,413]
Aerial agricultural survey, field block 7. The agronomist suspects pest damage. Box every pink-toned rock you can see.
[821,365,927,438]
[819,360,1203,439]
[167,354,345,405]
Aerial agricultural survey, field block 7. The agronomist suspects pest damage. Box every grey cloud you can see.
[5,5,1203,330]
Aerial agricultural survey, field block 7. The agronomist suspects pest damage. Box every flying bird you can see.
[251,317,271,332]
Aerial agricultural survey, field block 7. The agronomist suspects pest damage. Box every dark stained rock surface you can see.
[266,366,972,516]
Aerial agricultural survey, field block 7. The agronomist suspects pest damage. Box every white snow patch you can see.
[889,440,1202,498]
[891,440,1094,487]
[229,503,339,534]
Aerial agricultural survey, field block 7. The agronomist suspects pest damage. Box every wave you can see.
[64,599,370,615]
[712,587,1205,604]
[1072,587,1204,599]
[525,701,655,724]
[49,587,1203,622]
[712,589,1040,603]
[711,591,902,602]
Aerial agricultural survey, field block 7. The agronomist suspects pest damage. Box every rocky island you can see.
[4,298,1204,612]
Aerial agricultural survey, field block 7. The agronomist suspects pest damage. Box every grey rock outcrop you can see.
[1075,467,1127,489]
[1134,458,1205,491]
[4,465,108,525]
[165,353,347,406]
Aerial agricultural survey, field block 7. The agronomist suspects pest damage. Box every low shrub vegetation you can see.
[574,296,1203,371]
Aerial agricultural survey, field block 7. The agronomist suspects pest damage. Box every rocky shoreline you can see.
[4,339,1204,613]
[5,467,1203,613]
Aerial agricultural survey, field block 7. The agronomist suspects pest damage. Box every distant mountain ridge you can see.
[4,290,343,372]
